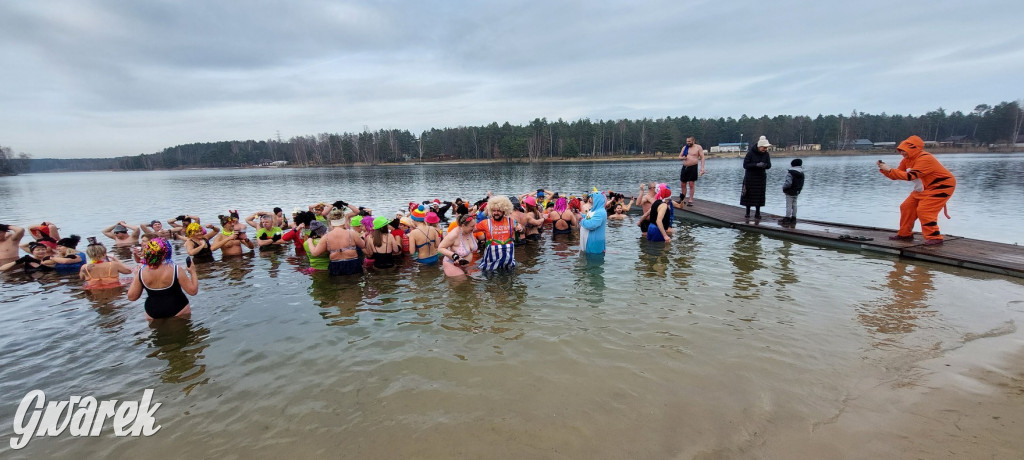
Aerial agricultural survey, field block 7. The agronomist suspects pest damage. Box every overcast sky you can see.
[2,0,1022,158]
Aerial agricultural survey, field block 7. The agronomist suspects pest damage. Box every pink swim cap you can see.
[656,183,672,200]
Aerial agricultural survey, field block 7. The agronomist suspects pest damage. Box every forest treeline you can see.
[18,100,1024,173]
[0,145,32,175]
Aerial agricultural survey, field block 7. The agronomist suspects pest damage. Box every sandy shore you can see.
[764,308,1024,459]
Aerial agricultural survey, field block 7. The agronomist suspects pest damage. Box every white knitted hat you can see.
[756,136,771,148]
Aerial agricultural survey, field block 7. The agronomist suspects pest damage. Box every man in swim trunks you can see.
[0,224,26,263]
[678,136,706,206]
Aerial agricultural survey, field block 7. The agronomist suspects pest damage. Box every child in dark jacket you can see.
[780,159,804,225]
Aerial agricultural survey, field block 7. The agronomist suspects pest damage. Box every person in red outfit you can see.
[877,135,956,245]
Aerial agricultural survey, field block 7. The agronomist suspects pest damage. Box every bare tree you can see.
[388,130,399,162]
[418,132,425,163]
[1012,100,1024,145]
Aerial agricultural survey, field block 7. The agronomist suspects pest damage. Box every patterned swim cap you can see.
[143,237,172,267]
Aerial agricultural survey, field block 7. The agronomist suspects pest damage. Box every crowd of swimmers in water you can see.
[0,183,698,320]
[1,132,964,323]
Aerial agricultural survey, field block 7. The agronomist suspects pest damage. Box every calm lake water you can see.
[1,153,1023,458]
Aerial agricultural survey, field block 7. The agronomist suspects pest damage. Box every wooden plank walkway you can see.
[671,200,1024,278]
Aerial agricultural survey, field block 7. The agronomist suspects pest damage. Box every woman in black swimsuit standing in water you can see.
[127,238,199,321]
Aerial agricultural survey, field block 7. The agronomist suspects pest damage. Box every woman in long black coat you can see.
[741,136,772,219]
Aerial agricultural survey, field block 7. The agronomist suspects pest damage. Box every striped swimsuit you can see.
[478,218,517,271]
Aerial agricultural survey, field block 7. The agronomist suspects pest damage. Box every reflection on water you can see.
[773,240,799,301]
[574,253,606,305]
[636,237,673,279]
[138,319,211,395]
[309,272,368,327]
[858,262,936,336]
[730,232,765,299]
[447,272,528,339]
[218,254,256,283]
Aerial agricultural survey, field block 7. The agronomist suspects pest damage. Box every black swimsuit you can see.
[141,265,190,318]
[372,248,396,269]
[552,212,573,235]
[190,238,214,260]
[15,256,53,274]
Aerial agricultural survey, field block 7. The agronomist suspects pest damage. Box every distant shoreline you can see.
[373,147,1022,167]
[18,147,1023,173]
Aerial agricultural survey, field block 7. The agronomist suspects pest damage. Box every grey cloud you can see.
[2,0,1024,157]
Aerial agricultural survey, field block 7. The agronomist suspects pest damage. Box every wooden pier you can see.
[672,200,1024,278]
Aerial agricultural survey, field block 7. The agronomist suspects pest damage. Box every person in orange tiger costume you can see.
[877,135,956,245]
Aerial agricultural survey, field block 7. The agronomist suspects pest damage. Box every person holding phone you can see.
[439,214,479,277]
[210,211,254,256]
[877,135,957,245]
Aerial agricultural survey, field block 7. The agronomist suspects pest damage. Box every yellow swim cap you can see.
[185,222,203,237]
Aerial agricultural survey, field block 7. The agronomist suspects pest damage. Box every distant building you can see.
[270,160,288,167]
[788,144,821,151]
[853,139,874,150]
[939,135,971,147]
[710,142,744,153]
[873,141,896,149]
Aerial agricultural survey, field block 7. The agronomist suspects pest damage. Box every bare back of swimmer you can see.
[311,226,363,261]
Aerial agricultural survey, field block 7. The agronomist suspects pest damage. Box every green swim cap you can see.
[373,216,390,230]
[350,216,363,227]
